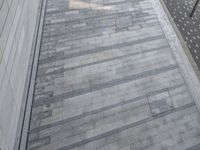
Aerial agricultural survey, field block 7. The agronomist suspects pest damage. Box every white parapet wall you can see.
[0,0,40,149]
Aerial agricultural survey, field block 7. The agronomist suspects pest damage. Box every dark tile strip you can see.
[38,45,169,77]
[44,10,133,26]
[27,136,50,150]
[33,110,52,120]
[30,83,184,133]
[43,24,114,38]
[41,21,160,48]
[57,102,195,150]
[42,16,158,42]
[41,19,159,45]
[44,7,152,26]
[43,15,156,38]
[33,64,178,107]
[39,34,165,65]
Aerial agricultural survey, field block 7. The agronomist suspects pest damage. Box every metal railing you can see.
[190,0,200,17]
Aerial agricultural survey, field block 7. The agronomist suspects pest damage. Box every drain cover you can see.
[148,90,174,116]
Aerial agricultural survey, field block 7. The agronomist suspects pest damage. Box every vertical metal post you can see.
[190,0,200,17]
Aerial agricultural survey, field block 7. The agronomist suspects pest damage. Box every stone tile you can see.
[148,90,174,116]
[27,0,200,150]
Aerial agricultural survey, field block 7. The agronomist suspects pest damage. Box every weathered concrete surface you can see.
[27,0,200,150]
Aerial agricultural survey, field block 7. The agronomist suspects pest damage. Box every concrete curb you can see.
[14,0,47,149]
[152,0,200,111]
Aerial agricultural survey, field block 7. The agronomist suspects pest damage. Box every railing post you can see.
[190,0,200,17]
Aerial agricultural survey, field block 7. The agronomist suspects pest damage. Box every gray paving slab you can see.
[27,0,200,149]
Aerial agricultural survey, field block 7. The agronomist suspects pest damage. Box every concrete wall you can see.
[0,0,40,149]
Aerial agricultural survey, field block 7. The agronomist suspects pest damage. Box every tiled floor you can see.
[27,0,200,149]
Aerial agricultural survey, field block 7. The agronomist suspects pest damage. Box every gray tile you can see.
[26,0,200,150]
